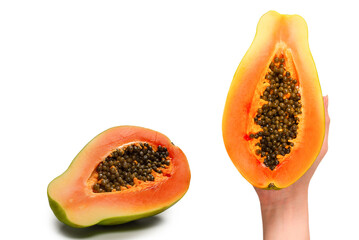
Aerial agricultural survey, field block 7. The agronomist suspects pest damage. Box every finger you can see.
[320,95,330,158]
[324,95,330,136]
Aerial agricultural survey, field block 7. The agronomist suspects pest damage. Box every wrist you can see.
[259,187,308,209]
[258,188,309,240]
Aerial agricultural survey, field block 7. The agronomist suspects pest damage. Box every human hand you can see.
[255,95,330,204]
[254,95,330,240]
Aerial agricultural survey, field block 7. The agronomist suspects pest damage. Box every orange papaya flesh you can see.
[48,126,191,227]
[222,11,325,189]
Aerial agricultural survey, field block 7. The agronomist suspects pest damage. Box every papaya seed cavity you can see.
[93,142,170,193]
[250,56,302,170]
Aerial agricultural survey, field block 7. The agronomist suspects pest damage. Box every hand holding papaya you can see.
[255,96,330,240]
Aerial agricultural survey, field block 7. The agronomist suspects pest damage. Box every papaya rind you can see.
[48,190,185,228]
[48,192,84,228]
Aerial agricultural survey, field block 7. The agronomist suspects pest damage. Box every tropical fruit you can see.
[222,11,325,189]
[48,126,191,227]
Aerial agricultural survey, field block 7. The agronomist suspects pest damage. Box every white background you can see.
[1,0,358,239]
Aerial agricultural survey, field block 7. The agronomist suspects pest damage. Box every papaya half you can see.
[222,11,325,189]
[48,126,191,227]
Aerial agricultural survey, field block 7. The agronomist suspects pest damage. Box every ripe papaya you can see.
[48,126,191,227]
[222,11,325,189]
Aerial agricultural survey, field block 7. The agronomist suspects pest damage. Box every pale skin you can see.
[255,96,330,240]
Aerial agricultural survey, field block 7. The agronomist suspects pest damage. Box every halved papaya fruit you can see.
[222,11,325,189]
[48,126,191,227]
